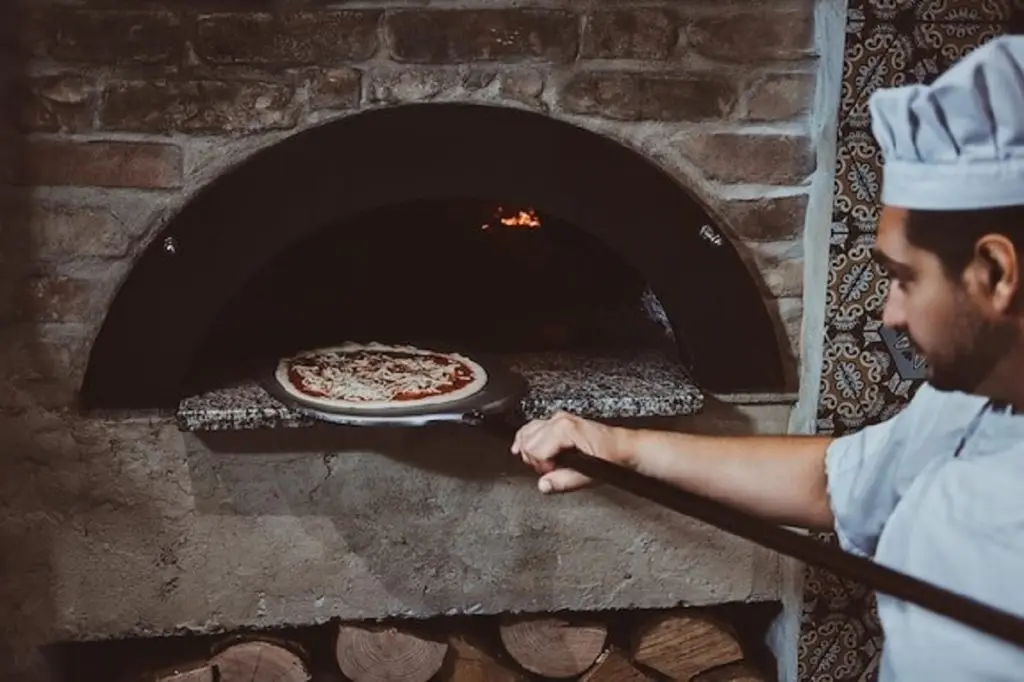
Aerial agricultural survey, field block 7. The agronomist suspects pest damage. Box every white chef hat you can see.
[869,35,1024,211]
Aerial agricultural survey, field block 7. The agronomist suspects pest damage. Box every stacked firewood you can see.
[127,608,770,682]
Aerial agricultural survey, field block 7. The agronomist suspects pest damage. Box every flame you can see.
[482,206,542,231]
[500,209,541,228]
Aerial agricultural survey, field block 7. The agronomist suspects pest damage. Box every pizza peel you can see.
[262,349,1024,649]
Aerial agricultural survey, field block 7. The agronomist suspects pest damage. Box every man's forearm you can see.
[613,428,836,531]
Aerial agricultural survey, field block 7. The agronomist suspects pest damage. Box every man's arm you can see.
[622,429,836,531]
[512,412,836,532]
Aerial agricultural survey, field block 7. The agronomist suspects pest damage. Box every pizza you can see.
[273,342,488,411]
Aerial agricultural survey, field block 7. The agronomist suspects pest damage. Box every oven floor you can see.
[176,348,704,431]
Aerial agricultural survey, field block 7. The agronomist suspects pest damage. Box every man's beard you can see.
[923,302,1019,394]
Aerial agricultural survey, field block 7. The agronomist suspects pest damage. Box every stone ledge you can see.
[0,409,785,642]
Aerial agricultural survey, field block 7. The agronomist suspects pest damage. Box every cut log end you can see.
[335,624,449,682]
[157,667,213,682]
[579,648,650,682]
[693,660,771,682]
[130,661,214,682]
[499,615,608,678]
[631,611,745,680]
[435,634,524,682]
[210,639,311,682]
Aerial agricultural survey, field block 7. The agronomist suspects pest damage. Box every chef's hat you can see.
[869,35,1024,211]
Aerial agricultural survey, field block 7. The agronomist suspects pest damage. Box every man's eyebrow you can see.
[871,248,912,275]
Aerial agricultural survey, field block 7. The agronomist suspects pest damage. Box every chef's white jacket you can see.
[826,382,1024,680]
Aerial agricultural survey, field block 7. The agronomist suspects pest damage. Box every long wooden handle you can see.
[479,416,1024,649]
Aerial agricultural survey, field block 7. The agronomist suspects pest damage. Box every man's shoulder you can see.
[903,381,987,411]
[826,382,988,474]
[874,382,988,433]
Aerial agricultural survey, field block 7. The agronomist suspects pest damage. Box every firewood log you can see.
[128,661,214,682]
[693,660,770,681]
[334,623,449,682]
[434,633,524,682]
[630,611,744,680]
[579,647,651,682]
[209,639,311,682]
[498,615,608,678]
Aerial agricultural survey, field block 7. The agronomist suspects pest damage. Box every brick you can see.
[720,194,809,241]
[688,8,814,62]
[676,133,815,185]
[559,72,737,121]
[771,296,803,362]
[0,324,92,409]
[747,239,803,297]
[15,140,183,189]
[464,69,498,90]
[582,9,678,60]
[100,79,296,134]
[2,274,114,323]
[367,69,463,105]
[745,73,814,121]
[499,70,546,106]
[8,75,98,133]
[195,11,379,65]
[386,10,578,64]
[24,9,182,65]
[307,68,362,111]
[0,200,148,260]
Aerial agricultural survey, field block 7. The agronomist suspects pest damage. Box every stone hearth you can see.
[0,1,845,680]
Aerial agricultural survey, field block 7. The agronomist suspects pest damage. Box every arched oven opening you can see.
[78,103,786,424]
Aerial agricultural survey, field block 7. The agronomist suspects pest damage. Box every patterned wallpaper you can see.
[798,1,1024,680]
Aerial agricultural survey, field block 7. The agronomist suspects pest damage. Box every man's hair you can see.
[904,205,1024,278]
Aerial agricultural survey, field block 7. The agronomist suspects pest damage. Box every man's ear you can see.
[973,234,1019,312]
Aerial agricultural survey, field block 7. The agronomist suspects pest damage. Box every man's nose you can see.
[881,292,905,330]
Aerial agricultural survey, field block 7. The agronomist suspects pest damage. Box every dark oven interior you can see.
[182,198,674,397]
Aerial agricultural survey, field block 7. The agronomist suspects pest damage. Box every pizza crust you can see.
[273,341,489,411]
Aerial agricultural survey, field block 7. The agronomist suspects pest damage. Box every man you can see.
[511,36,1024,681]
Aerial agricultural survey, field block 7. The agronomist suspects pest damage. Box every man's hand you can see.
[510,411,630,494]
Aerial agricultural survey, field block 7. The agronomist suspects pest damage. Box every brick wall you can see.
[2,0,819,408]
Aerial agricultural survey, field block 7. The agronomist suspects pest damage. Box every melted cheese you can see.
[292,351,464,401]
[273,342,489,411]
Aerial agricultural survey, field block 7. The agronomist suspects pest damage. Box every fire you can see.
[481,206,542,231]
[499,208,541,228]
